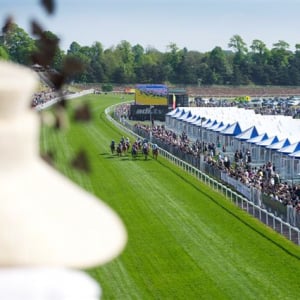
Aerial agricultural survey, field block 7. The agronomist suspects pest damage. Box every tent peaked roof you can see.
[166,108,179,116]
[190,116,202,125]
[221,122,242,136]
[247,132,268,144]
[277,141,300,154]
[289,150,300,158]
[178,110,192,120]
[201,118,211,127]
[256,136,279,146]
[208,121,224,131]
[172,108,185,118]
[192,117,206,126]
[186,114,198,123]
[214,123,230,132]
[236,126,259,141]
[266,138,290,150]
[203,119,217,128]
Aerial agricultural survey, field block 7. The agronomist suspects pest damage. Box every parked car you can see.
[249,98,263,107]
[287,98,300,106]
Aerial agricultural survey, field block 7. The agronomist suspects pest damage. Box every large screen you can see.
[135,84,168,105]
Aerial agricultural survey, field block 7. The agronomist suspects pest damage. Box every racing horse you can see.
[152,147,158,160]
[119,140,130,155]
[110,140,115,154]
[131,144,138,159]
[116,143,122,156]
[142,143,150,160]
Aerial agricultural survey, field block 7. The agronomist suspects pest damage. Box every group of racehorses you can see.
[110,138,158,160]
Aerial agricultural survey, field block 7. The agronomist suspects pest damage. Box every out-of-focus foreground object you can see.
[0,60,127,299]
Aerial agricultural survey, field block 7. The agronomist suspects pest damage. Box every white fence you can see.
[106,103,300,246]
[35,89,95,111]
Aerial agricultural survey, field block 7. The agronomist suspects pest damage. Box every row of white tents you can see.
[165,107,300,183]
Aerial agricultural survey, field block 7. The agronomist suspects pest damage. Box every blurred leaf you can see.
[53,105,68,130]
[63,56,85,75]
[74,103,92,122]
[40,0,55,15]
[31,20,59,67]
[71,149,90,173]
[31,20,44,36]
[49,72,65,89]
[2,16,13,33]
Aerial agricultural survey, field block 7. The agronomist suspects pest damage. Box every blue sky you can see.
[2,0,300,52]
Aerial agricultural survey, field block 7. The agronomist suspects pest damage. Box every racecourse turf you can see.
[40,94,300,300]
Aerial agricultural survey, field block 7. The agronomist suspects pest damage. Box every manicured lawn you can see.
[40,94,300,300]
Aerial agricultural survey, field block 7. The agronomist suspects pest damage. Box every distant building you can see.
[168,88,189,108]
[129,84,188,121]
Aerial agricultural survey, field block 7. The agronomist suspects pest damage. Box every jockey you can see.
[152,143,158,150]
[111,140,115,145]
[143,142,148,150]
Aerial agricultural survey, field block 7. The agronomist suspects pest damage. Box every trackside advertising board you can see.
[135,84,168,105]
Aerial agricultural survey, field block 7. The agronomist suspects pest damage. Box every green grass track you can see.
[40,94,300,300]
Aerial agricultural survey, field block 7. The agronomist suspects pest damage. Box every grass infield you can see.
[40,94,300,300]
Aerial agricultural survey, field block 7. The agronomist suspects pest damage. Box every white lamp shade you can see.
[0,61,127,268]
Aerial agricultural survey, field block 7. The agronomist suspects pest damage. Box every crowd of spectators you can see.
[133,122,300,213]
[31,88,74,108]
[31,88,59,107]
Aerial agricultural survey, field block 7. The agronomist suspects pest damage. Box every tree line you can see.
[1,23,300,86]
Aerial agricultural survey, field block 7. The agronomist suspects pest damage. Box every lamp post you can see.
[200,117,206,171]
[149,105,154,142]
[149,105,154,126]
[200,117,206,145]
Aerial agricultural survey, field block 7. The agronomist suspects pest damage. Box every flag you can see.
[172,94,176,109]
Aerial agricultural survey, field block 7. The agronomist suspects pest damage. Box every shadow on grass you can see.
[99,152,109,155]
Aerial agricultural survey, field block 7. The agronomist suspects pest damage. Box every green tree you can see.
[67,42,92,82]
[3,23,36,65]
[102,47,119,83]
[249,39,271,84]
[207,46,231,84]
[89,42,105,82]
[132,44,144,66]
[288,44,300,85]
[114,40,135,83]
[228,34,248,54]
[270,40,292,84]
[228,35,250,84]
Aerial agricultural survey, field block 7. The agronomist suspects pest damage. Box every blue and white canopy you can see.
[235,126,259,141]
[247,133,268,144]
[207,121,224,130]
[277,141,300,154]
[199,118,211,127]
[266,138,290,150]
[191,117,205,126]
[166,108,179,116]
[220,122,242,136]
[186,114,199,123]
[288,150,300,158]
[203,119,217,128]
[256,136,279,147]
[177,110,192,120]
[171,109,185,119]
[214,123,231,132]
